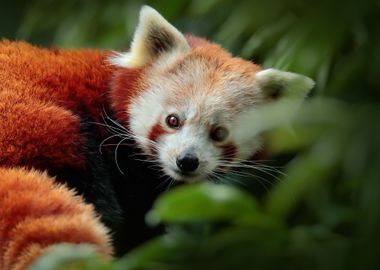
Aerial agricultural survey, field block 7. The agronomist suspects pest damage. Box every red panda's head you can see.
[110,6,314,182]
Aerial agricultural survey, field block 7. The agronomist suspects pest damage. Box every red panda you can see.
[0,5,314,269]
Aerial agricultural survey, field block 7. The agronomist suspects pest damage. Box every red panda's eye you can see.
[166,114,180,129]
[210,126,229,142]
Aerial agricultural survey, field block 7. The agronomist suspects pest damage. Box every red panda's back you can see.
[0,42,115,270]
[0,40,114,170]
[0,40,114,118]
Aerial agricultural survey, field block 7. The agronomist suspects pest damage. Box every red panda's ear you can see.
[110,6,190,68]
[232,70,314,134]
[255,69,315,101]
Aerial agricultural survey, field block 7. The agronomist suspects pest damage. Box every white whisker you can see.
[114,137,130,175]
[99,134,127,154]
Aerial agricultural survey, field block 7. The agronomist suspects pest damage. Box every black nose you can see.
[176,153,199,173]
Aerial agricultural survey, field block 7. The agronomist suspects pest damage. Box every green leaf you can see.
[28,244,112,270]
[147,183,258,225]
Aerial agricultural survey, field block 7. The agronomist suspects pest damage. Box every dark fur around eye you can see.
[210,126,229,142]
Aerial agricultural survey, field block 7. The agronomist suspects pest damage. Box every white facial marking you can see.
[129,85,165,151]
[159,124,219,182]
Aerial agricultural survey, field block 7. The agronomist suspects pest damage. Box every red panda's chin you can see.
[165,167,204,183]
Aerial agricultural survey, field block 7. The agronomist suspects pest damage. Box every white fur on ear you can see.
[235,69,315,134]
[110,5,190,68]
[255,68,315,100]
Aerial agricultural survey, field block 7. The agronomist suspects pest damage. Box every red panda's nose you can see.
[176,153,199,173]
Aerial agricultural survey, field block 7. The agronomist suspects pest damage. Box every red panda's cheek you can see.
[146,123,167,156]
[148,123,166,143]
[213,143,238,173]
[110,67,145,124]
[219,143,238,162]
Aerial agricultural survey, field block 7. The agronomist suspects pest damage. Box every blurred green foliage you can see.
[2,0,380,269]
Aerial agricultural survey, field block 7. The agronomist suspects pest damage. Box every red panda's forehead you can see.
[159,78,263,127]
[154,48,263,119]
[139,38,264,126]
[186,36,261,74]
[178,46,260,81]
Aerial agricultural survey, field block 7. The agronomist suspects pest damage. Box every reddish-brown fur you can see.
[216,143,238,172]
[0,40,116,171]
[0,168,110,270]
[110,66,145,125]
[0,40,117,269]
[220,143,238,162]
[147,123,167,154]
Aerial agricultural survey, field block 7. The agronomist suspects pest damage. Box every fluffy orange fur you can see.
[0,40,114,171]
[0,168,110,270]
[0,40,114,269]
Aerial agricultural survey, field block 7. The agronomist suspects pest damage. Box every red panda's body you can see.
[0,41,117,269]
[0,6,314,270]
[0,39,165,264]
[0,40,113,170]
